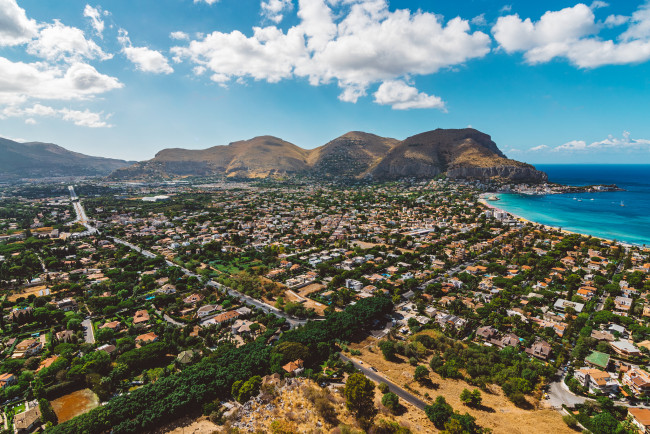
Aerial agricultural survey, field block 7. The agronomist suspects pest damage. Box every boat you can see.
[487,195,499,201]
[621,201,625,207]
[577,199,582,202]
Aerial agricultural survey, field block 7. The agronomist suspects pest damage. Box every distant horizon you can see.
[1,1,649,164]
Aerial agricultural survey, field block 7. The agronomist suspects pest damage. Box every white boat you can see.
[621,201,625,207]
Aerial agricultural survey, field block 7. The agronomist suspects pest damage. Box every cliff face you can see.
[447,165,548,183]
[109,128,547,183]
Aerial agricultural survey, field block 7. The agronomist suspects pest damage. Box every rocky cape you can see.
[107,128,547,183]
[0,137,133,181]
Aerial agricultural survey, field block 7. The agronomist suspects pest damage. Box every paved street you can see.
[82,318,95,344]
[340,354,428,411]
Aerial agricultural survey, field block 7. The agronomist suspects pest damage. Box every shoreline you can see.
[478,194,640,249]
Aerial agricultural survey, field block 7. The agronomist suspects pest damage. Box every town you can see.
[0,178,649,434]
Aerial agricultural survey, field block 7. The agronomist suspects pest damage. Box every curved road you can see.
[340,354,429,411]
[109,237,311,329]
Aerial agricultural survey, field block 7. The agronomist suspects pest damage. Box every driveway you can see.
[82,318,95,344]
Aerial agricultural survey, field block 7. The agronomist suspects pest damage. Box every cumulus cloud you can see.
[170,31,189,40]
[554,132,650,152]
[373,80,445,110]
[529,144,549,151]
[194,0,220,4]
[0,0,38,46]
[172,0,490,105]
[0,58,122,106]
[28,20,111,62]
[492,2,650,68]
[261,0,293,23]
[118,29,173,74]
[1,103,113,127]
[83,5,104,38]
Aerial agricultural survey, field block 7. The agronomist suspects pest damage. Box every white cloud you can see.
[1,103,113,127]
[172,0,490,105]
[604,14,630,28]
[492,2,650,68]
[118,29,173,74]
[590,1,609,9]
[0,57,123,105]
[83,5,104,38]
[28,20,111,62]
[471,14,487,27]
[373,80,445,110]
[261,0,293,23]
[0,0,38,46]
[554,131,650,152]
[170,31,189,40]
[529,144,549,151]
[60,108,112,127]
[500,5,512,14]
[194,0,220,4]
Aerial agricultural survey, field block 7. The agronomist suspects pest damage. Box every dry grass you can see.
[7,285,55,302]
[298,283,327,297]
[349,338,575,434]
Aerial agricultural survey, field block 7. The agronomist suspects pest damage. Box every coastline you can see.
[478,194,638,249]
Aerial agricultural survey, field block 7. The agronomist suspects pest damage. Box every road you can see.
[340,354,428,411]
[68,185,98,236]
[109,236,310,329]
[82,318,95,344]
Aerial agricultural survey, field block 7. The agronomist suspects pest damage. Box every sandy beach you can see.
[478,194,638,249]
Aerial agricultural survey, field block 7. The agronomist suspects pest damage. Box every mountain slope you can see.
[0,137,133,180]
[108,128,547,183]
[308,131,399,178]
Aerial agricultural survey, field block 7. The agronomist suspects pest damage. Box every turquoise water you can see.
[492,165,650,246]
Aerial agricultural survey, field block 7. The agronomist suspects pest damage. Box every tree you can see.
[95,328,115,344]
[590,412,619,434]
[460,389,482,407]
[381,392,400,413]
[425,396,453,429]
[39,398,58,426]
[379,340,396,360]
[344,373,376,418]
[414,365,429,383]
[237,376,262,402]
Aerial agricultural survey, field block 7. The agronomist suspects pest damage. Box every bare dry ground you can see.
[349,336,574,434]
[7,285,56,302]
[298,283,327,297]
[221,376,433,433]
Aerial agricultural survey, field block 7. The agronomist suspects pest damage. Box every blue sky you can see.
[1,0,650,164]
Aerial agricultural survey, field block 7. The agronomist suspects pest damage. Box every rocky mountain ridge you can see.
[109,128,546,183]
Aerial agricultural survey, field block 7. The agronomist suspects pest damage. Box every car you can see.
[359,361,363,365]
[370,367,378,372]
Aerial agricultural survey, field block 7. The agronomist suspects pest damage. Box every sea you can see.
[492,165,650,246]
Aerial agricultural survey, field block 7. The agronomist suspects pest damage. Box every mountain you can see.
[109,128,547,183]
[111,136,310,180]
[370,128,547,183]
[0,137,133,181]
